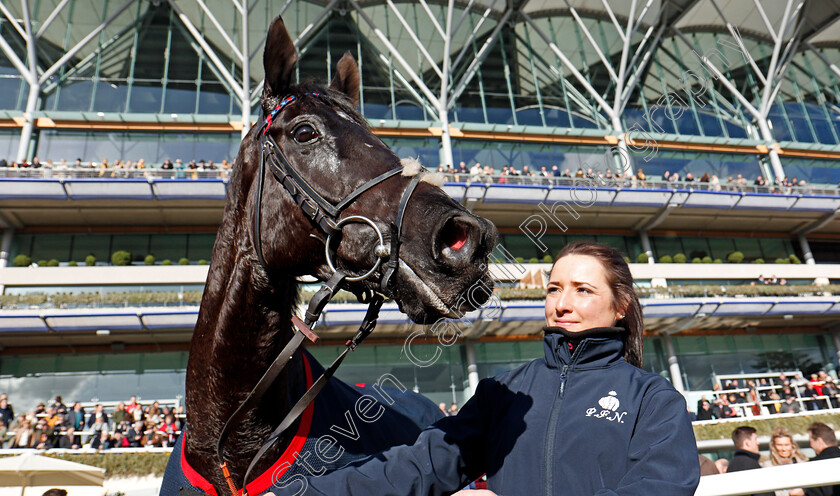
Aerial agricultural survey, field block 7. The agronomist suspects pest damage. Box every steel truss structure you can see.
[1,0,840,181]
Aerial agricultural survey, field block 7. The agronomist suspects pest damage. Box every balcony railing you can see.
[1,285,838,310]
[1,167,837,196]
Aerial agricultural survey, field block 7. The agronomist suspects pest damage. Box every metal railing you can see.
[696,458,840,496]
[1,166,838,196]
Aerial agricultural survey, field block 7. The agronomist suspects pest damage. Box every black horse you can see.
[161,15,497,496]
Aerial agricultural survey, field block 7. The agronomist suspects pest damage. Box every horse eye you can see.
[293,124,318,143]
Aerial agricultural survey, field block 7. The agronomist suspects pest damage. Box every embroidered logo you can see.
[586,391,628,423]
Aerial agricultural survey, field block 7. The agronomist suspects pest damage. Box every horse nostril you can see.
[440,219,469,252]
[437,217,476,262]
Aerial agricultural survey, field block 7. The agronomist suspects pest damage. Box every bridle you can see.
[216,91,425,495]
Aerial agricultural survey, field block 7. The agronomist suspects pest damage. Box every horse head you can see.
[235,16,498,324]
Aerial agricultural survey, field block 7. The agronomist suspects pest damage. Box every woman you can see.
[277,242,700,495]
[761,426,807,496]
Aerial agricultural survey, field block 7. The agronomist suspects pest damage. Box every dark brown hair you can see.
[808,422,837,446]
[731,426,757,448]
[552,241,643,368]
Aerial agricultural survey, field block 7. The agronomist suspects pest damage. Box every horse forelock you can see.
[261,81,369,130]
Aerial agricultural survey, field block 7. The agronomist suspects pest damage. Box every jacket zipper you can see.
[544,363,569,496]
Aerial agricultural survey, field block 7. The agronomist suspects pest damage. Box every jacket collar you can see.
[542,326,625,370]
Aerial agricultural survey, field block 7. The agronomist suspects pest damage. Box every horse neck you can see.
[185,222,305,486]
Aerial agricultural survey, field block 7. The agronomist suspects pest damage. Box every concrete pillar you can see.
[799,234,829,285]
[0,228,13,268]
[639,231,655,264]
[798,234,815,265]
[464,339,480,397]
[662,333,685,393]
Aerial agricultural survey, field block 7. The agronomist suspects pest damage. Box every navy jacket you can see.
[287,327,700,495]
[160,352,442,496]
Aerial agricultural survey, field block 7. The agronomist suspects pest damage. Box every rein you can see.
[215,92,424,495]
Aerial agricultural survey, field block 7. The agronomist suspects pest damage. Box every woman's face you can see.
[544,254,622,332]
[774,436,793,458]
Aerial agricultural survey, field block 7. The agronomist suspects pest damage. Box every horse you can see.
[160,16,498,496]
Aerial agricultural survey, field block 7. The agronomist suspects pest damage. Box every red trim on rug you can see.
[181,354,316,495]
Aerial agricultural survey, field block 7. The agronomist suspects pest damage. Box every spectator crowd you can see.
[0,156,827,194]
[695,371,840,422]
[0,393,183,450]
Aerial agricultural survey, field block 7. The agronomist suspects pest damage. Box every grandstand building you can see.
[1,0,840,413]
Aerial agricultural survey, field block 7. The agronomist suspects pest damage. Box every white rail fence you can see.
[696,458,840,496]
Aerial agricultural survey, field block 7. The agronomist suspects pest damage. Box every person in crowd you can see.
[715,458,729,474]
[58,426,80,449]
[804,422,840,496]
[87,403,109,428]
[697,400,716,420]
[438,403,448,416]
[111,431,129,448]
[91,429,112,450]
[779,395,802,414]
[34,431,52,450]
[822,377,839,407]
[10,414,33,448]
[728,426,774,496]
[447,403,458,416]
[90,414,109,439]
[157,413,179,447]
[44,406,62,429]
[0,394,13,426]
[699,454,719,476]
[747,387,762,416]
[767,391,783,414]
[700,173,710,183]
[761,426,808,496]
[273,242,700,495]
[50,395,66,415]
[685,172,695,182]
[127,420,146,447]
[112,402,128,426]
[65,402,85,431]
[802,382,822,411]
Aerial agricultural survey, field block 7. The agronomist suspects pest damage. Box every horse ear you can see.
[329,52,360,107]
[262,16,297,103]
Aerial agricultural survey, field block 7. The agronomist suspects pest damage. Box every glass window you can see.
[502,234,540,260]
[163,85,198,114]
[93,80,128,113]
[682,238,710,260]
[71,235,111,263]
[733,238,762,261]
[150,234,188,262]
[595,236,629,256]
[111,235,151,261]
[708,238,736,260]
[128,83,163,113]
[31,235,73,262]
[187,234,216,261]
[197,83,232,115]
[51,80,96,112]
[759,238,791,261]
[651,236,683,259]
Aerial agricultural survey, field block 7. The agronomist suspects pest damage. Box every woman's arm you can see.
[275,379,498,496]
[594,388,700,496]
